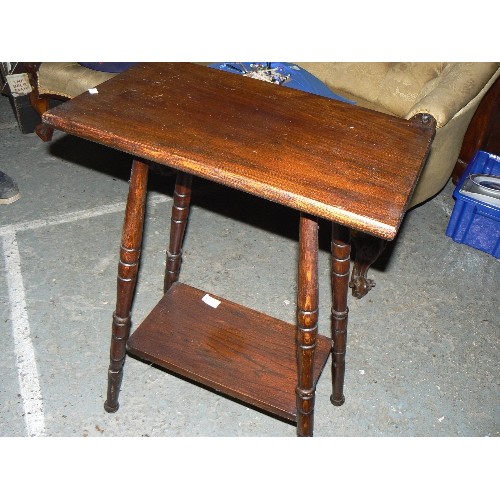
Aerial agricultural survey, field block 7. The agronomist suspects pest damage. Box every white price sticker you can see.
[202,294,221,308]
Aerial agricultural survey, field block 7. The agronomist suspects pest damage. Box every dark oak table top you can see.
[42,62,435,239]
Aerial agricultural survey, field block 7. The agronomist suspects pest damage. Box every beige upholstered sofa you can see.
[28,62,500,297]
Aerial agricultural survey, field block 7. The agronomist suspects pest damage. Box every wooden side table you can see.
[42,63,435,436]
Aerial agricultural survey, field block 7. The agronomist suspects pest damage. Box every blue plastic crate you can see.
[446,150,500,258]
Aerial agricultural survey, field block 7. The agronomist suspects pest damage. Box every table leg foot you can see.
[331,223,351,407]
[104,402,119,413]
[104,369,122,413]
[104,159,149,413]
[330,394,345,406]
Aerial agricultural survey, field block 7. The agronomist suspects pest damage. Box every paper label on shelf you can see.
[6,73,32,96]
[202,294,221,308]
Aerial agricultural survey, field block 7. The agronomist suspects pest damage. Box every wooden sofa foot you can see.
[34,123,54,142]
[28,84,56,141]
[349,231,387,299]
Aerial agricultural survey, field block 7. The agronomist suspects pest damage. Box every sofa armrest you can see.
[405,63,500,128]
[37,62,115,99]
[298,62,500,129]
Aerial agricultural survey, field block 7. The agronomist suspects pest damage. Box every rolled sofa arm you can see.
[37,62,115,99]
[298,62,500,129]
[405,62,500,128]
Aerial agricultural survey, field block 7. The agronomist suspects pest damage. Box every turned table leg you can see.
[104,159,149,413]
[330,223,351,406]
[164,171,193,292]
[296,213,319,437]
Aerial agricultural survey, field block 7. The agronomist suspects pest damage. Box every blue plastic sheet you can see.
[210,62,355,104]
[78,62,137,73]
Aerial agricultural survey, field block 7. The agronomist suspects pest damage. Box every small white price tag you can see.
[6,73,32,97]
[88,88,98,94]
[202,294,221,308]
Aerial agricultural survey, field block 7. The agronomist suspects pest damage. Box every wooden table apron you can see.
[42,63,435,436]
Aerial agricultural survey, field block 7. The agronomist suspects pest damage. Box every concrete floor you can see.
[1,93,498,439]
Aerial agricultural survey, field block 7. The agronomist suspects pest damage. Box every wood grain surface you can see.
[42,62,435,238]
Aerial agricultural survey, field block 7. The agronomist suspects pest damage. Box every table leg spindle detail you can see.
[296,213,319,437]
[330,223,351,406]
[104,159,149,413]
[164,171,193,293]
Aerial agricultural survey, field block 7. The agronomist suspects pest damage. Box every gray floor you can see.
[1,94,498,438]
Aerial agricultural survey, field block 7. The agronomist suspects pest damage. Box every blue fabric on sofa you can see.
[210,62,355,104]
[78,62,137,73]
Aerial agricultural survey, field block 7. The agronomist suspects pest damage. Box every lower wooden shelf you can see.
[127,282,332,421]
